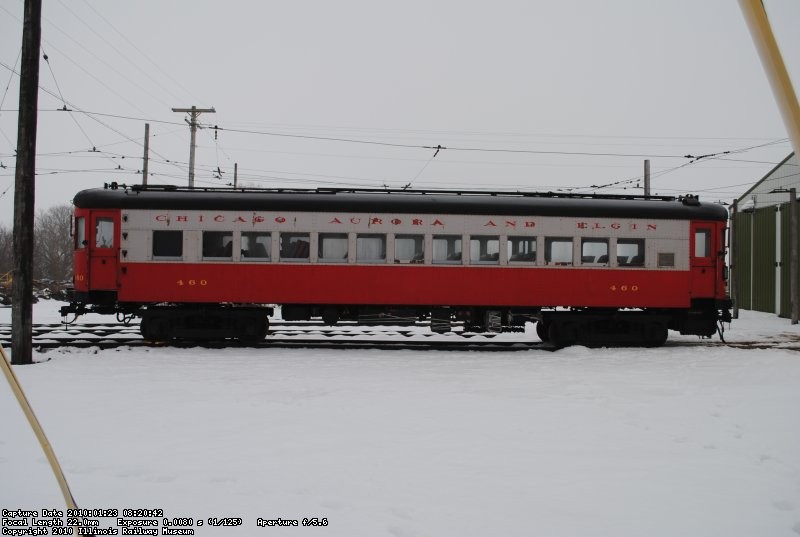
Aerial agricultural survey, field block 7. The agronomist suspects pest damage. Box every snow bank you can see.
[2,302,800,536]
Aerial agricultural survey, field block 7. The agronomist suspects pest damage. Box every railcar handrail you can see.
[116,182,685,203]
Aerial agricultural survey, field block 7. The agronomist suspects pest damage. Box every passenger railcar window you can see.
[95,217,114,248]
[695,229,711,257]
[433,235,462,264]
[152,230,183,259]
[581,238,609,264]
[319,233,348,262]
[280,233,310,261]
[395,234,424,264]
[617,239,645,266]
[356,234,386,262]
[508,236,536,262]
[242,232,271,260]
[545,238,573,265]
[75,216,86,249]
[470,236,499,264]
[203,231,233,259]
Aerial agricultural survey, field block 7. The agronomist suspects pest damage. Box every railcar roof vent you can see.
[680,195,701,206]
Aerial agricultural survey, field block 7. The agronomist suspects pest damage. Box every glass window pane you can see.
[280,233,310,260]
[95,217,114,248]
[203,231,233,259]
[357,234,386,262]
[395,234,424,264]
[153,230,183,258]
[319,233,348,261]
[470,236,499,263]
[433,235,462,264]
[581,238,609,264]
[545,238,573,265]
[617,239,644,266]
[76,216,86,249]
[241,232,271,260]
[695,229,711,257]
[508,236,536,262]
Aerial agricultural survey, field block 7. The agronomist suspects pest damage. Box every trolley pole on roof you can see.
[171,106,215,188]
[11,0,42,366]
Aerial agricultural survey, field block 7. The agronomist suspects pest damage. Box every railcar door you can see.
[87,211,119,291]
[690,221,717,297]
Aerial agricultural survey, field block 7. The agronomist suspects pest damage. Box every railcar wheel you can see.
[536,321,550,342]
[321,307,340,326]
[547,322,574,348]
[141,315,171,342]
[645,323,668,347]
[238,315,269,344]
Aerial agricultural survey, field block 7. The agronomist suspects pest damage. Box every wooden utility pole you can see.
[171,106,215,188]
[234,162,238,188]
[730,199,739,319]
[142,123,150,185]
[643,159,651,196]
[11,0,42,366]
[790,188,798,324]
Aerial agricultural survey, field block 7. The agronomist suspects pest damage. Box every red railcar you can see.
[61,184,731,346]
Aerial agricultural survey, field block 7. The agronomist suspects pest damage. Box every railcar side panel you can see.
[116,263,692,308]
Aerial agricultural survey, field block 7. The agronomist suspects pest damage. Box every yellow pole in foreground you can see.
[738,0,800,159]
[0,343,78,509]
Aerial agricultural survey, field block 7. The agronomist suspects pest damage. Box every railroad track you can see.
[3,323,796,352]
[0,322,543,351]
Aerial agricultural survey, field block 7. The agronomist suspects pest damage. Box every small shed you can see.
[732,152,800,316]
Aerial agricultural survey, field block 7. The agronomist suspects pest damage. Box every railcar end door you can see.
[88,211,119,291]
[690,222,717,298]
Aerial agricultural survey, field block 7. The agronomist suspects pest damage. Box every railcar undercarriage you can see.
[61,299,728,347]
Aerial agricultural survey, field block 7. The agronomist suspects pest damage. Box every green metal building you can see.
[733,152,799,316]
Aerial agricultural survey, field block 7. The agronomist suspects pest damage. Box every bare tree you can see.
[33,204,73,283]
[0,224,11,276]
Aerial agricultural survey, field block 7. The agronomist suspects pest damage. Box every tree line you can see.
[0,204,74,286]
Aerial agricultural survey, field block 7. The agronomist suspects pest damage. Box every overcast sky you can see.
[1,0,800,226]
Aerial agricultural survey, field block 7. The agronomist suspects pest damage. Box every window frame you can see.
[152,230,183,260]
[545,237,574,266]
[202,231,234,260]
[469,235,500,265]
[241,231,272,261]
[617,238,645,267]
[394,234,425,264]
[318,233,349,263]
[507,236,537,264]
[356,233,387,263]
[432,234,463,265]
[75,216,86,250]
[279,232,311,262]
[581,238,609,266]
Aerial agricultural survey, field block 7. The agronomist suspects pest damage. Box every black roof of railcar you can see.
[73,185,728,221]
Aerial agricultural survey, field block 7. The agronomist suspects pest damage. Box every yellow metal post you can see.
[0,343,78,509]
[738,0,800,159]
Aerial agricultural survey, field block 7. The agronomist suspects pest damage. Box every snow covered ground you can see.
[2,302,800,536]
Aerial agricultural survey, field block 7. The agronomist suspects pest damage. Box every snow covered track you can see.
[4,321,800,352]
[0,321,545,351]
